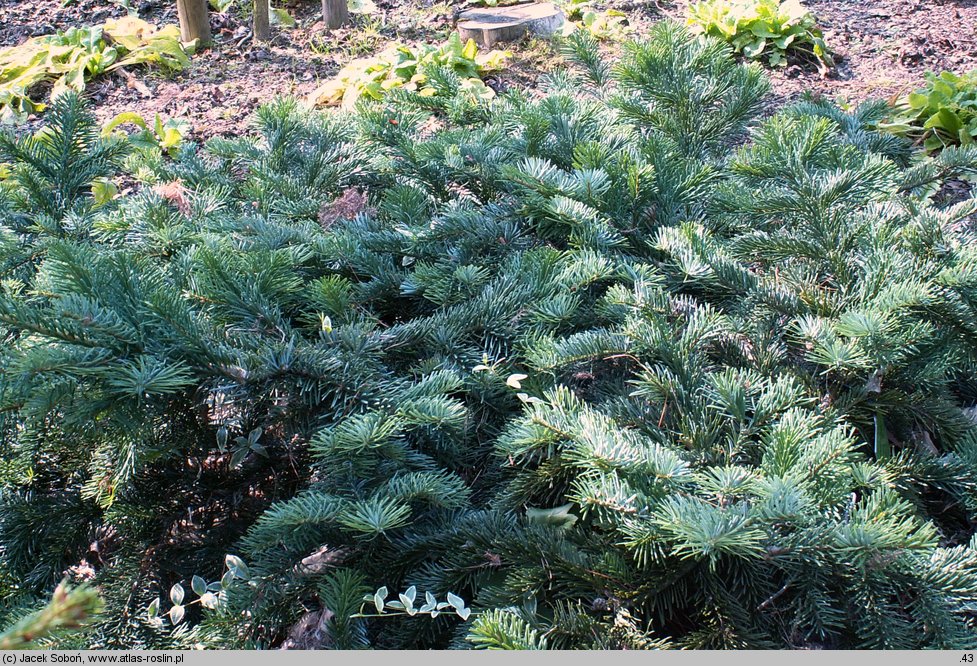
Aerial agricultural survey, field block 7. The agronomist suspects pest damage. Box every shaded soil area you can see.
[1,0,976,140]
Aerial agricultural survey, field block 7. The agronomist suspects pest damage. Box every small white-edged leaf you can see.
[225,554,250,580]
[456,606,471,621]
[221,570,235,589]
[517,392,545,404]
[404,585,417,604]
[147,598,160,620]
[446,592,464,610]
[170,583,185,606]
[425,591,436,606]
[506,373,527,389]
[191,575,207,596]
[169,604,185,625]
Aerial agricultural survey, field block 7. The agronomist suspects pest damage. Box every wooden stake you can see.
[176,0,212,47]
[254,0,270,42]
[321,0,349,30]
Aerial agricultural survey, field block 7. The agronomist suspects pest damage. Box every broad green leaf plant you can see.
[102,111,189,158]
[0,17,193,124]
[308,33,509,108]
[883,70,977,152]
[687,0,831,72]
[559,0,632,42]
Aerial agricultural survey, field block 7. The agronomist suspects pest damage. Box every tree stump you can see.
[457,2,564,48]
[322,0,349,30]
[176,0,212,47]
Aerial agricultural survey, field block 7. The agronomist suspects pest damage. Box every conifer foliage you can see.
[2,24,977,649]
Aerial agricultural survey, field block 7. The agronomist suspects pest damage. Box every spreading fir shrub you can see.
[1,24,977,650]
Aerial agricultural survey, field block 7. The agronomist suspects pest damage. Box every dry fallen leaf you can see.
[318,188,370,229]
[153,180,191,216]
[280,608,334,650]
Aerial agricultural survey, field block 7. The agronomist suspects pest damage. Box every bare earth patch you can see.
[664,0,977,108]
[1,0,976,139]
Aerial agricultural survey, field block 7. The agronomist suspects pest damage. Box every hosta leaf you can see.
[742,37,766,58]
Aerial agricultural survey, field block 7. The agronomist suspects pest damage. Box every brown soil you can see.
[666,0,977,108]
[0,0,458,139]
[2,0,976,140]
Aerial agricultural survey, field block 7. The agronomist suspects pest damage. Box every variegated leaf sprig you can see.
[354,586,473,621]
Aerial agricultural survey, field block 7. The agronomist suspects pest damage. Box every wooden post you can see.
[176,0,212,47]
[321,0,349,30]
[254,0,270,42]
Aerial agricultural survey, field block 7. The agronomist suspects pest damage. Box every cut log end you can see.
[457,2,565,48]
